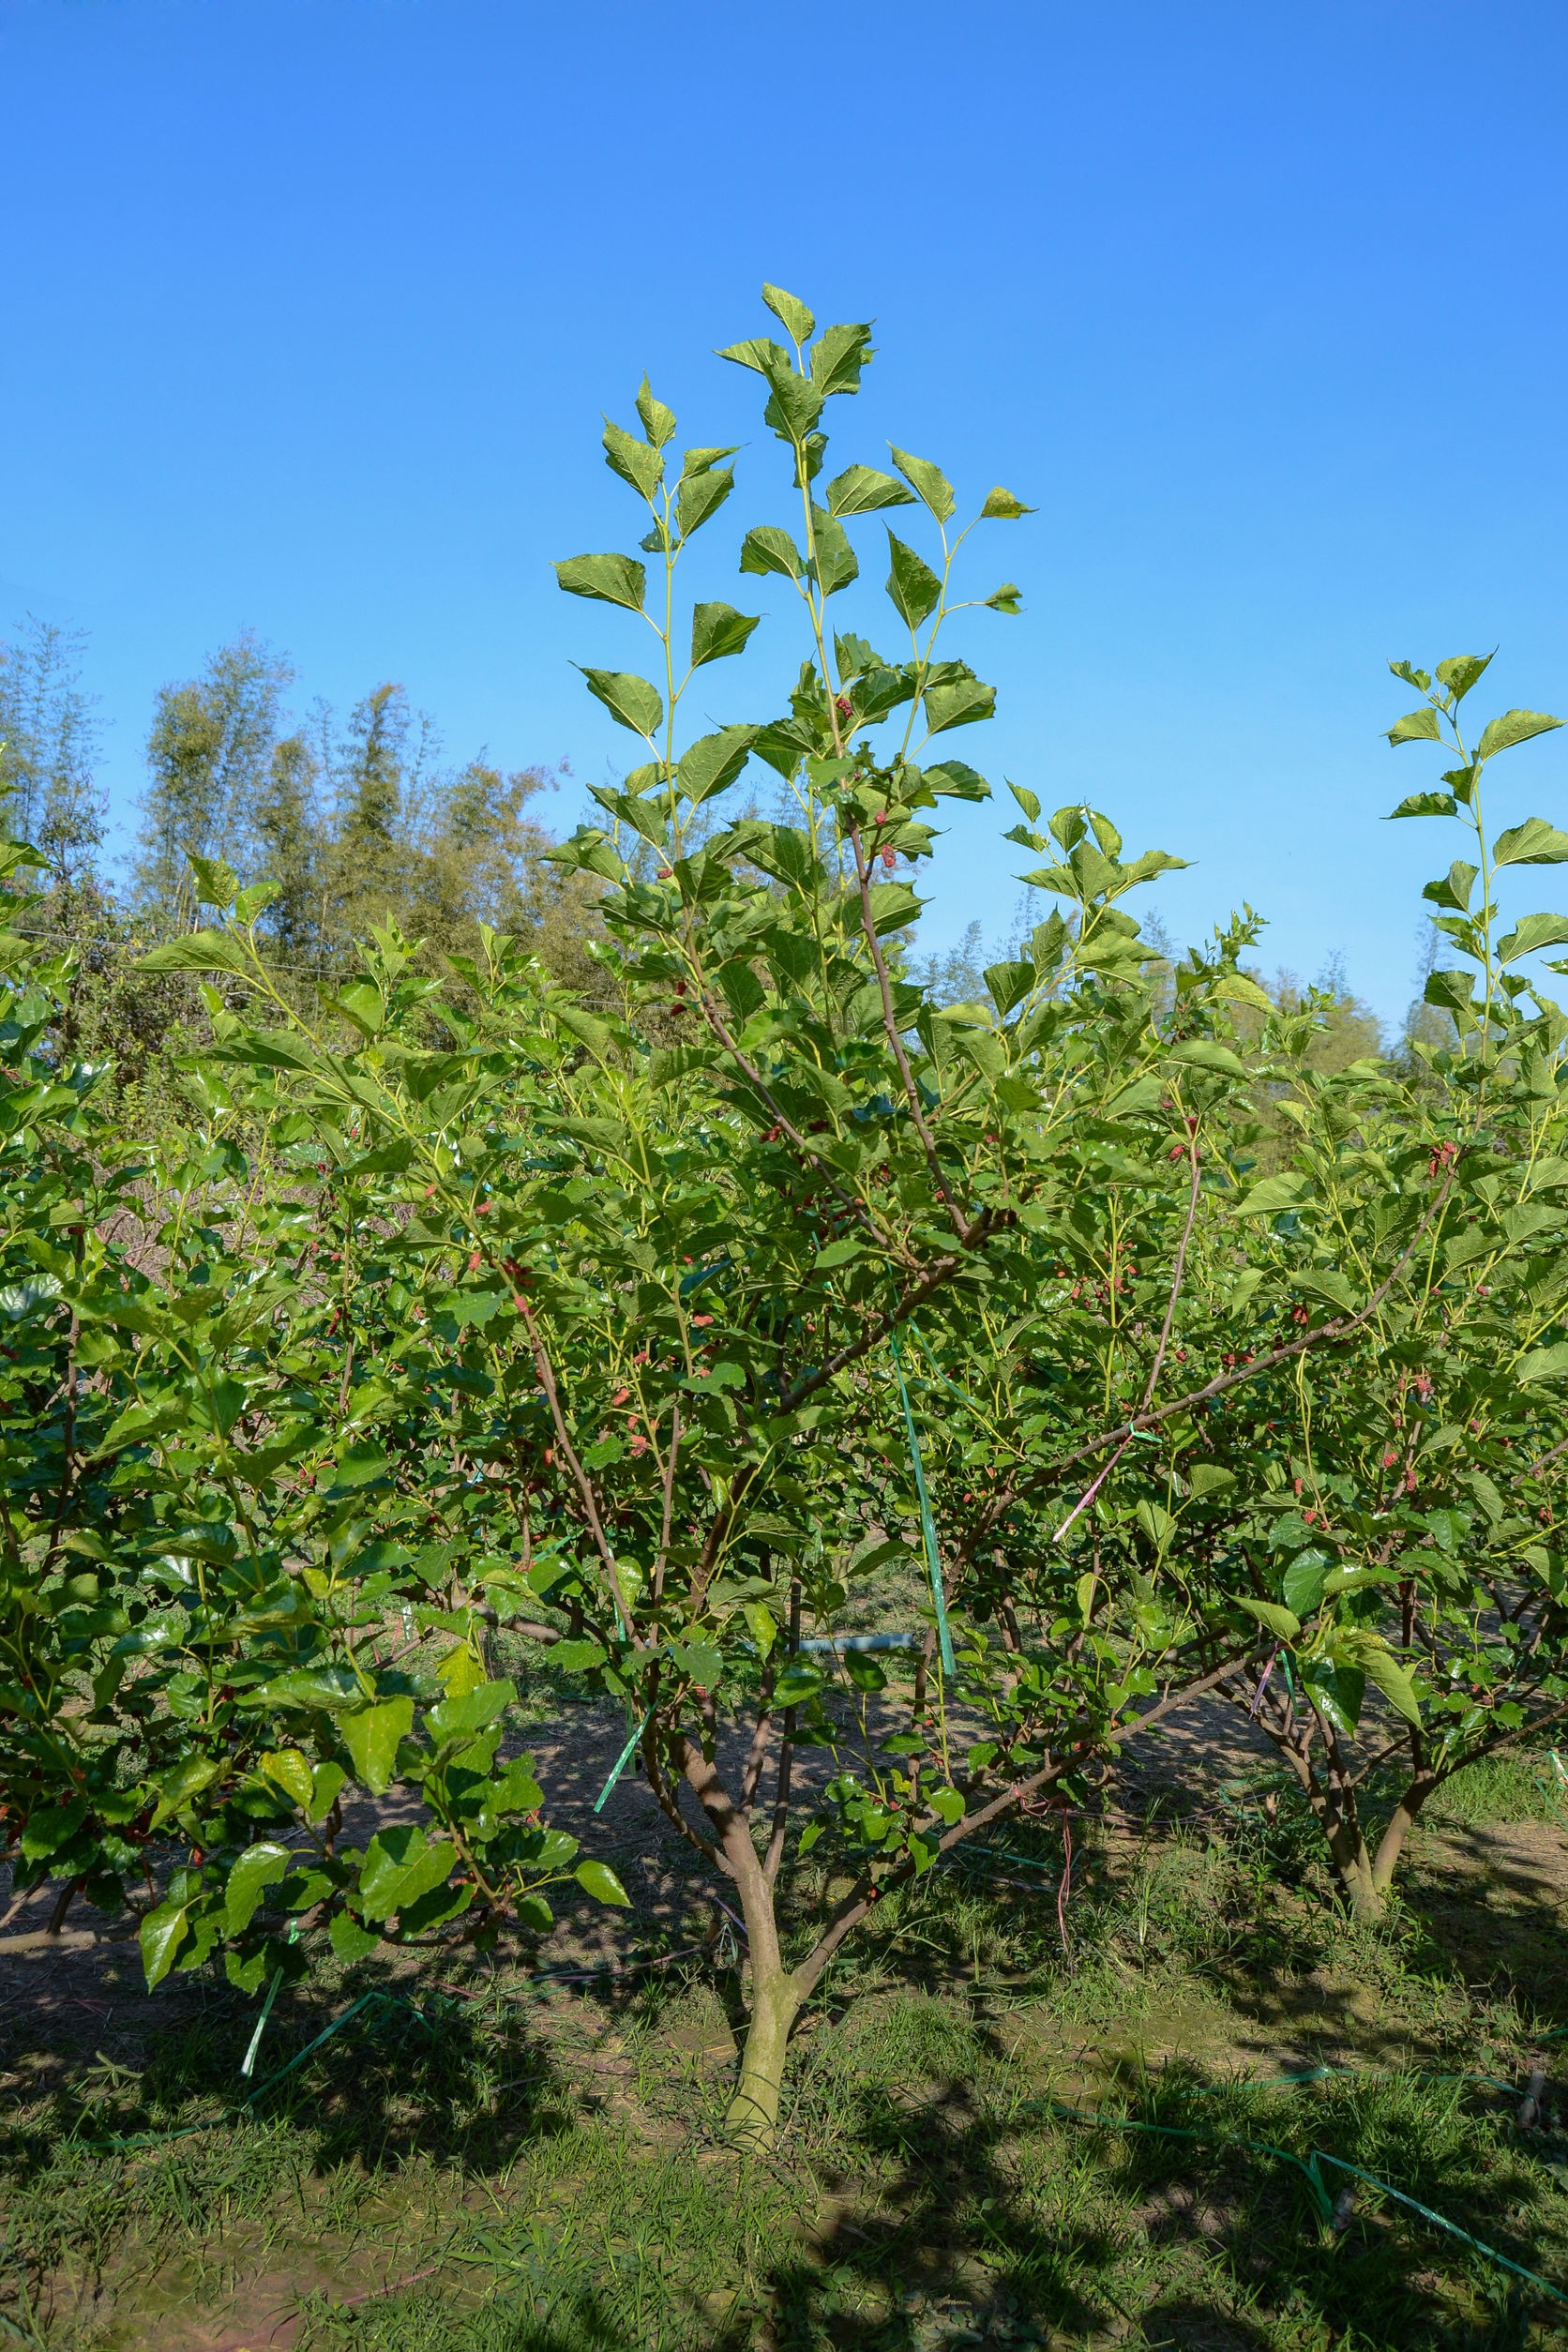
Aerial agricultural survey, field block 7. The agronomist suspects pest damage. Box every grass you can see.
[3,1779,1566,2349]
[1425,1751,1568,1829]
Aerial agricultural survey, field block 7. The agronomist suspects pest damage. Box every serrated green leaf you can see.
[923,678,995,734]
[1498,912,1568,964]
[677,726,758,807]
[1434,653,1493,701]
[739,525,805,580]
[578,669,663,739]
[761,282,815,343]
[690,602,761,669]
[888,445,954,521]
[1170,1038,1248,1078]
[340,1696,415,1796]
[885,534,941,629]
[1236,1173,1309,1215]
[635,376,675,446]
[329,1911,382,1962]
[188,852,240,911]
[979,486,1034,519]
[141,1896,192,1988]
[1476,709,1563,760]
[825,464,915,517]
[1385,792,1457,820]
[1386,707,1442,746]
[676,463,734,540]
[357,1824,457,1922]
[808,322,873,397]
[553,552,647,611]
[1495,818,1568,867]
[601,417,662,498]
[137,930,252,976]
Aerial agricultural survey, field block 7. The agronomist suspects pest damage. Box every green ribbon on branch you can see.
[891,1327,956,1676]
[594,1709,651,1815]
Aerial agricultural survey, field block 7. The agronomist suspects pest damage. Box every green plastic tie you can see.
[594,1709,650,1815]
[891,1328,956,1676]
[238,1966,283,2079]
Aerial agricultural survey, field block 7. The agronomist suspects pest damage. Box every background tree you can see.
[0,614,104,892]
[135,632,289,925]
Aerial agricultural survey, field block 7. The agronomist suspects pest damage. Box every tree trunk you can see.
[726,1961,802,2149]
[1369,1771,1438,1901]
[676,1733,803,2151]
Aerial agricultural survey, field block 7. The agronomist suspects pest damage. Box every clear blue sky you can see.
[3,0,1565,1023]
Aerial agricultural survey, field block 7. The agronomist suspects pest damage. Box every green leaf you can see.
[885,534,942,629]
[808,322,873,397]
[0,1274,63,1322]
[676,463,734,540]
[635,377,675,447]
[681,445,738,478]
[426,1679,516,1746]
[329,1912,382,1963]
[575,1859,631,1907]
[677,726,758,807]
[1236,1173,1309,1216]
[1385,792,1457,819]
[326,1444,391,1490]
[1516,1343,1568,1384]
[825,464,915,517]
[671,1639,723,1689]
[1494,818,1568,867]
[188,852,240,911]
[690,602,761,669]
[739,525,805,580]
[136,929,251,976]
[1498,912,1568,964]
[1281,1552,1331,1618]
[1235,1598,1301,1640]
[979,486,1034,519]
[984,958,1035,1018]
[1476,709,1563,760]
[744,1602,777,1658]
[579,669,663,739]
[928,1786,966,1825]
[550,1638,608,1673]
[1169,1038,1248,1078]
[984,582,1024,614]
[357,1825,457,1922]
[553,552,647,611]
[925,760,990,800]
[773,1661,824,1708]
[1386,707,1442,746]
[888,445,955,522]
[923,678,995,734]
[151,1751,221,1829]
[141,1895,192,1988]
[601,417,662,498]
[761,282,815,343]
[717,334,794,379]
[341,1696,415,1796]
[224,1842,290,1934]
[1213,972,1275,1013]
[809,507,858,597]
[1435,653,1493,701]
[1357,1641,1422,1725]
